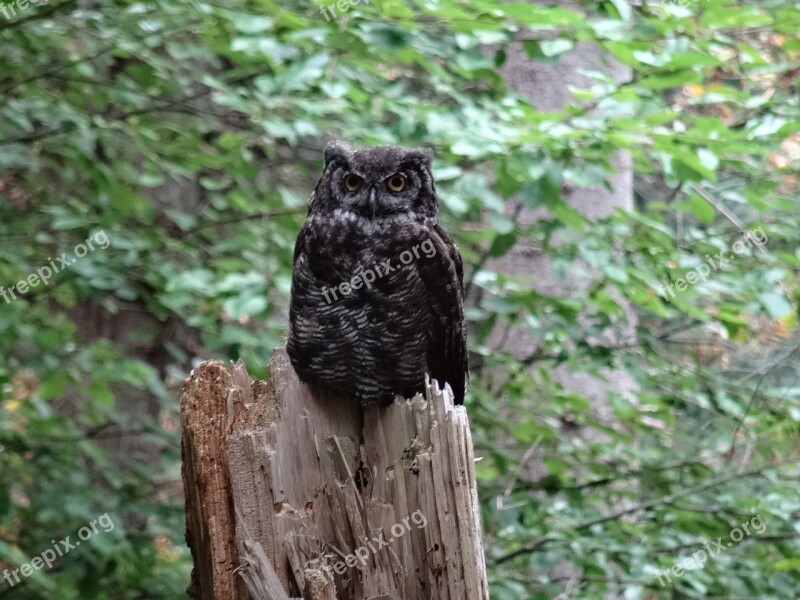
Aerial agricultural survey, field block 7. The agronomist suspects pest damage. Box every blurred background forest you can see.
[1,0,799,598]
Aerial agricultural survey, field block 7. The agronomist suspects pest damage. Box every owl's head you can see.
[310,142,437,220]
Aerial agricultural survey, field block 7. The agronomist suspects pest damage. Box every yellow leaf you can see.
[685,83,705,96]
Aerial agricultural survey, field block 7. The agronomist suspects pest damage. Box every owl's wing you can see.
[414,224,468,404]
[292,222,307,264]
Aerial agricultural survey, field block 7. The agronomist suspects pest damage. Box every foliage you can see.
[0,0,798,598]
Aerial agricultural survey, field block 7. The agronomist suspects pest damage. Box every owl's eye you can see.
[387,174,406,193]
[344,174,362,192]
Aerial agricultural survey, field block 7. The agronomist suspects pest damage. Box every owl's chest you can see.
[304,215,418,282]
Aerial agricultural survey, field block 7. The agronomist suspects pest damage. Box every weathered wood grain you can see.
[181,349,488,600]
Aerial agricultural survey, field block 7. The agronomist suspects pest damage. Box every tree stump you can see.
[180,349,488,600]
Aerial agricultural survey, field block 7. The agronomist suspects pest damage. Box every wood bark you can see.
[181,349,488,600]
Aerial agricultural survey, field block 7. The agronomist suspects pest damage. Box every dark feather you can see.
[287,144,468,406]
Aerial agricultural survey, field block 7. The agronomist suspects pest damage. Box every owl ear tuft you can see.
[410,146,434,167]
[323,141,351,165]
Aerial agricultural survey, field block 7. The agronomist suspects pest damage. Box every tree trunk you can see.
[180,350,488,600]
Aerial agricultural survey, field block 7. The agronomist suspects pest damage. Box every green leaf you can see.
[524,39,575,61]
[758,291,792,319]
[639,70,703,90]
[229,15,274,33]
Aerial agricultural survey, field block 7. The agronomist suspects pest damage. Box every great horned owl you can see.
[287,143,468,406]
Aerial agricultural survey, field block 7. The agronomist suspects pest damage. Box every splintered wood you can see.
[181,349,488,600]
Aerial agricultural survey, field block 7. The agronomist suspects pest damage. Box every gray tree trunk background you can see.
[486,2,636,596]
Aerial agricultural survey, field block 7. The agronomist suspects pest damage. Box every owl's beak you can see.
[368,187,378,217]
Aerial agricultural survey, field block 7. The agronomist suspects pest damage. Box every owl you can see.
[287,142,468,406]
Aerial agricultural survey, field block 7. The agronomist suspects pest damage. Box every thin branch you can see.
[493,454,800,565]
[652,532,800,555]
[728,344,800,457]
[0,66,271,147]
[692,186,791,299]
[487,436,542,542]
[464,199,526,297]
[558,458,708,492]
[182,207,306,235]
[693,187,757,243]
[0,43,116,95]
[0,0,76,31]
